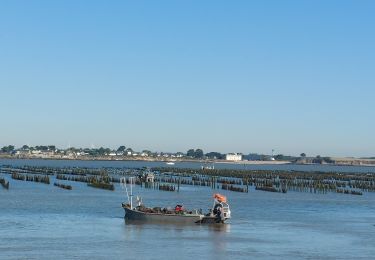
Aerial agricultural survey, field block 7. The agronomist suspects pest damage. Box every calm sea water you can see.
[1,160,375,259]
[1,158,375,173]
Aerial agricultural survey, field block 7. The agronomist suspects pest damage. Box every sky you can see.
[0,0,374,157]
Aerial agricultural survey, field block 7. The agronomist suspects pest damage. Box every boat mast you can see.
[120,176,134,209]
[130,176,134,209]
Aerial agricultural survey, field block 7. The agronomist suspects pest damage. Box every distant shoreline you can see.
[0,155,290,164]
[216,160,291,165]
[1,156,375,167]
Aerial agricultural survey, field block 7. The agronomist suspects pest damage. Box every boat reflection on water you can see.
[207,223,231,233]
[124,218,231,233]
[123,219,231,258]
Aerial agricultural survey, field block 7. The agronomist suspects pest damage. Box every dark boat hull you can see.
[124,207,203,224]
[197,215,231,224]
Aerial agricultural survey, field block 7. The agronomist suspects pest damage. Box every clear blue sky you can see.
[1,1,374,157]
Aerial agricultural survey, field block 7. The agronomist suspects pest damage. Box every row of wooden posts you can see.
[2,165,375,195]
[11,173,50,184]
[0,177,9,189]
[152,167,375,195]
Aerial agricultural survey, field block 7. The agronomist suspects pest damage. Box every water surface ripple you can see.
[1,161,374,259]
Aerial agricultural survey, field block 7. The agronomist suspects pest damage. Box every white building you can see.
[226,153,242,161]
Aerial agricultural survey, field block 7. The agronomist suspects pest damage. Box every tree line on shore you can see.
[0,144,340,163]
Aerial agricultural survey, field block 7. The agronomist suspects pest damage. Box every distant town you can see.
[0,144,374,166]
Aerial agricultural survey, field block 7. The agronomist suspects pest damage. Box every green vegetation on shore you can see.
[1,144,375,166]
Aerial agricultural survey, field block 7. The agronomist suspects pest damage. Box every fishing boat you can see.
[121,177,231,224]
[166,162,175,165]
[201,162,215,170]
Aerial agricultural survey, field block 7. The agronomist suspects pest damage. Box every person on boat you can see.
[175,204,184,213]
[211,203,222,222]
[216,206,222,221]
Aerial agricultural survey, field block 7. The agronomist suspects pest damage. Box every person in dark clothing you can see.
[215,206,222,222]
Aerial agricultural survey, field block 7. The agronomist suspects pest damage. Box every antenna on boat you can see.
[129,176,134,210]
[120,176,135,209]
[120,177,129,203]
